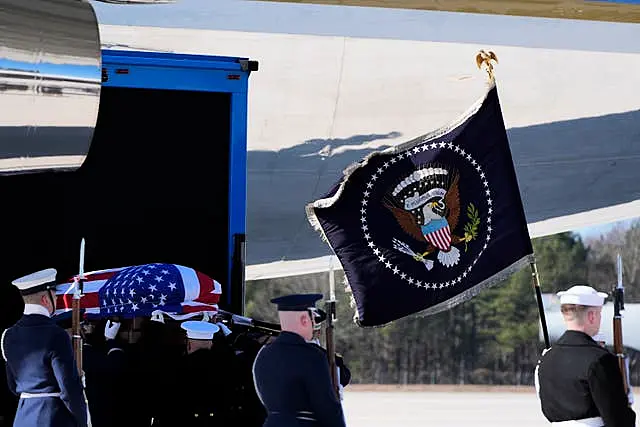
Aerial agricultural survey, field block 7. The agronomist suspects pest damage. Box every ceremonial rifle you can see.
[613,253,631,398]
[217,309,281,334]
[72,238,86,379]
[74,238,93,426]
[325,256,339,399]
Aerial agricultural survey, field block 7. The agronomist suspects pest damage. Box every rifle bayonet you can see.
[79,238,86,281]
[613,253,630,401]
[616,253,624,312]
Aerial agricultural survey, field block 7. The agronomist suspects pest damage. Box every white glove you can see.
[216,322,232,337]
[104,320,120,340]
[150,311,165,324]
[625,358,634,405]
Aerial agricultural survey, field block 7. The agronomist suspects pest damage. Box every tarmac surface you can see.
[341,389,640,426]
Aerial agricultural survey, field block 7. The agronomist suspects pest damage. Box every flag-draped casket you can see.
[54,263,222,320]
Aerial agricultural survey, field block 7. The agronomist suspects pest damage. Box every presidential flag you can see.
[306,83,534,327]
[54,263,221,320]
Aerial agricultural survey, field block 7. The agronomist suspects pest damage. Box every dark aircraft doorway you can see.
[0,86,231,324]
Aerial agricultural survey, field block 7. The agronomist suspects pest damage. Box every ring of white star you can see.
[360,141,493,290]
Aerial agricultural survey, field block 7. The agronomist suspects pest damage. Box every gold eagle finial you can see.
[475,50,499,82]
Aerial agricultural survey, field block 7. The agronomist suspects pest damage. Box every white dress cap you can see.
[556,285,608,307]
[11,268,57,295]
[180,320,220,340]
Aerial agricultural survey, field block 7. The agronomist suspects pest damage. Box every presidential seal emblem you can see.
[359,142,492,290]
[386,165,472,269]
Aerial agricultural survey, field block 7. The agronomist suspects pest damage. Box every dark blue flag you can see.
[306,83,534,327]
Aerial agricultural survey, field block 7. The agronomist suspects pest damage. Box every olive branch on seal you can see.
[463,203,481,252]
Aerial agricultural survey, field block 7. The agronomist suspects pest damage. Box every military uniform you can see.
[1,269,88,427]
[163,321,235,427]
[229,330,270,427]
[535,285,636,427]
[308,341,351,397]
[82,340,110,427]
[252,294,347,427]
[0,283,22,426]
[135,316,180,426]
[306,310,352,393]
[103,321,155,427]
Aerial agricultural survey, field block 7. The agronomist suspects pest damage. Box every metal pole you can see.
[530,261,550,349]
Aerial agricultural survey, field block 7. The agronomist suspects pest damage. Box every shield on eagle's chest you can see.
[424,225,451,251]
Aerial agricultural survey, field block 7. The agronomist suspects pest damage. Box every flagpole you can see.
[475,50,550,349]
[530,261,551,349]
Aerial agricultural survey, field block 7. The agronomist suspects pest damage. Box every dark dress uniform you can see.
[176,346,236,426]
[82,341,111,427]
[81,328,143,427]
[160,321,236,427]
[103,336,154,427]
[230,330,271,427]
[2,269,88,427]
[135,318,181,427]
[308,342,351,388]
[536,330,636,427]
[306,308,351,393]
[3,312,88,427]
[253,331,347,427]
[0,283,22,427]
[252,293,346,427]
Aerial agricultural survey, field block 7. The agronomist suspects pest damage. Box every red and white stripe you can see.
[424,225,452,251]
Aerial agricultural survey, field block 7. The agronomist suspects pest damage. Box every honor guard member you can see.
[80,321,112,427]
[306,310,351,401]
[535,285,636,427]
[252,293,347,427]
[1,269,88,427]
[0,282,22,426]
[164,320,233,426]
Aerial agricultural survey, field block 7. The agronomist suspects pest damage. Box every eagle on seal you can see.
[385,166,462,268]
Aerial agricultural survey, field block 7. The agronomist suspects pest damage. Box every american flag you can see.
[54,263,221,320]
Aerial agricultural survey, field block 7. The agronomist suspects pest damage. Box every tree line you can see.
[246,221,640,386]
